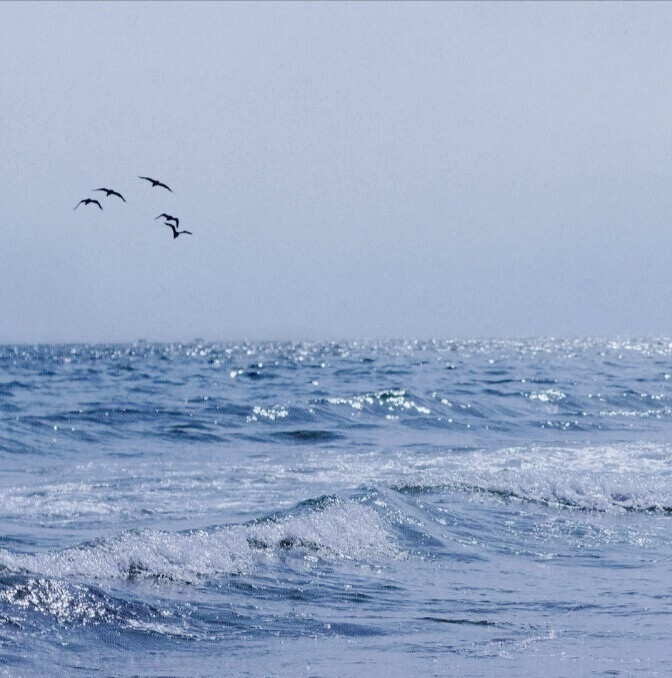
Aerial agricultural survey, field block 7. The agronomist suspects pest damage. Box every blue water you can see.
[1,339,671,676]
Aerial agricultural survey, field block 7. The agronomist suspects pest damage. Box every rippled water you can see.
[1,339,671,676]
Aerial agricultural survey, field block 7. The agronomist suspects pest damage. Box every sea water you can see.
[0,339,671,676]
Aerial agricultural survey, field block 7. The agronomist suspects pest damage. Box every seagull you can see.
[139,176,173,192]
[165,222,192,239]
[94,187,126,202]
[74,198,103,210]
[155,213,179,227]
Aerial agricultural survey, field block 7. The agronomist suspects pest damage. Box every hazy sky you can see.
[2,1,672,342]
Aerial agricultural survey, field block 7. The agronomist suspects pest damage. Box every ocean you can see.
[0,338,670,676]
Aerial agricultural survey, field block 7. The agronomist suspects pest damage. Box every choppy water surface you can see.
[1,339,671,676]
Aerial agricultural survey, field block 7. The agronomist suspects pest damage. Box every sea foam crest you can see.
[0,500,398,583]
[391,444,672,513]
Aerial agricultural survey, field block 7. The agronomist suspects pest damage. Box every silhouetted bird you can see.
[139,176,173,192]
[155,213,179,227]
[94,188,126,201]
[74,198,103,210]
[165,222,192,239]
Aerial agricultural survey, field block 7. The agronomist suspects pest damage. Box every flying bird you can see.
[165,222,192,239]
[94,188,126,201]
[155,213,179,227]
[74,198,103,210]
[139,176,173,192]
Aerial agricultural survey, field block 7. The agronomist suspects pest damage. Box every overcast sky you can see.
[2,1,672,342]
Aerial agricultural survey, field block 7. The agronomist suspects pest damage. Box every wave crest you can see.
[0,500,398,583]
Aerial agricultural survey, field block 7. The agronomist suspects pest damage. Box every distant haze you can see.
[2,1,672,342]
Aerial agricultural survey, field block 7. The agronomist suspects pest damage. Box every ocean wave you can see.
[387,444,672,513]
[0,499,399,584]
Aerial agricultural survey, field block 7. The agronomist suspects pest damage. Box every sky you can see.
[2,1,672,342]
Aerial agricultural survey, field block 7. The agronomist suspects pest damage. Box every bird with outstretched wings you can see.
[94,187,126,201]
[74,198,103,210]
[139,176,173,192]
[165,222,192,239]
[156,213,179,227]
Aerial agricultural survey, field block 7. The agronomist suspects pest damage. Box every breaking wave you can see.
[0,499,398,584]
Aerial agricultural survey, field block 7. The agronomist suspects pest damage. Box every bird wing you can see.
[93,188,108,193]
[74,200,84,210]
[139,176,154,183]
[156,181,173,192]
[181,230,193,235]
[93,200,103,209]
[164,222,178,235]
[112,191,126,201]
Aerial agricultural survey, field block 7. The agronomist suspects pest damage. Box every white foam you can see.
[0,501,398,583]
[297,443,672,513]
[527,389,566,403]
